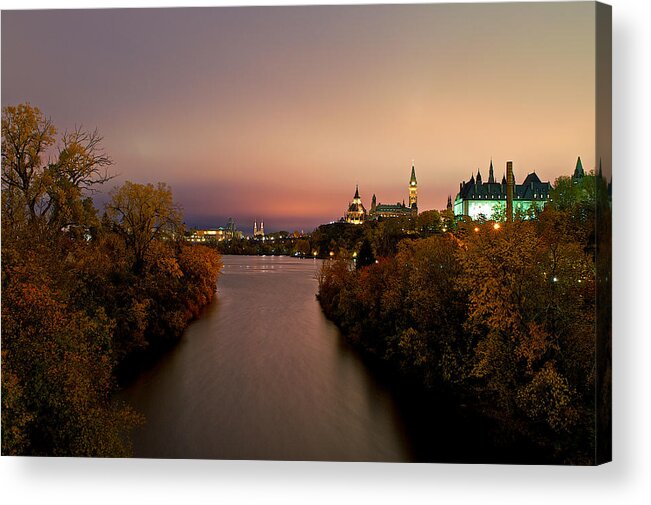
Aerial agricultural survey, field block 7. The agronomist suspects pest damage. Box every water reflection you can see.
[119,255,547,463]
[119,256,411,461]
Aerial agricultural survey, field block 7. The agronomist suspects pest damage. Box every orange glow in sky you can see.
[2,3,599,231]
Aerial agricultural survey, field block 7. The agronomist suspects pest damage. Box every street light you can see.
[493,223,501,230]
[474,226,480,233]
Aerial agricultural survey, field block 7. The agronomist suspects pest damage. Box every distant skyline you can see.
[2,3,597,231]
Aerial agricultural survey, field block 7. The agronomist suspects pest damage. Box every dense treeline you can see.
[310,209,456,259]
[318,174,610,464]
[209,208,455,259]
[213,234,312,257]
[2,104,222,456]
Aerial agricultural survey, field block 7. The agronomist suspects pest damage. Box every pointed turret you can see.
[476,168,482,185]
[501,174,506,185]
[447,195,452,210]
[354,184,360,200]
[410,164,417,186]
[573,156,585,181]
[488,159,495,183]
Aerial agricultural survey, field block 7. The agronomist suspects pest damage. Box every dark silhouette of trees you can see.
[356,237,375,269]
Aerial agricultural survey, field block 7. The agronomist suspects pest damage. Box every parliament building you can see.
[452,159,556,221]
[344,164,419,224]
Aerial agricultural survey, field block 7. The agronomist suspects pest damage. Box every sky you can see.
[2,3,598,232]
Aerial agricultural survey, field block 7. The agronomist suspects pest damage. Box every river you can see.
[119,255,542,463]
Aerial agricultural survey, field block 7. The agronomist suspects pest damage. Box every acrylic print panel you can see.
[1,1,611,464]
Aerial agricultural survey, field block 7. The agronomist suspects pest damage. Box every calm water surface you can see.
[119,255,537,462]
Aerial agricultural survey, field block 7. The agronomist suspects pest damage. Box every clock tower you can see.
[408,163,418,209]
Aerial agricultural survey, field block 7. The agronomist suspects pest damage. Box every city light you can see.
[474,227,480,233]
[493,223,501,230]
[329,251,334,257]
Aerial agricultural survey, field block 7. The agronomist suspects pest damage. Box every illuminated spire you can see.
[410,164,417,186]
[354,184,360,200]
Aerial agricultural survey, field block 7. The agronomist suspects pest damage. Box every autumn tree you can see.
[394,236,468,384]
[440,207,456,231]
[457,219,595,461]
[2,103,113,233]
[416,209,442,233]
[1,244,142,456]
[46,126,113,231]
[549,175,596,213]
[1,103,56,227]
[106,181,183,272]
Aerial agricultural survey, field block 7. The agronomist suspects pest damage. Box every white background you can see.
[1,0,649,503]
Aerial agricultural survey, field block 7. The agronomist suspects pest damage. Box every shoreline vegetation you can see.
[316,176,611,464]
[2,104,222,456]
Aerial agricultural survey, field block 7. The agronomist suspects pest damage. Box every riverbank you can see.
[119,255,552,462]
[316,222,600,464]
